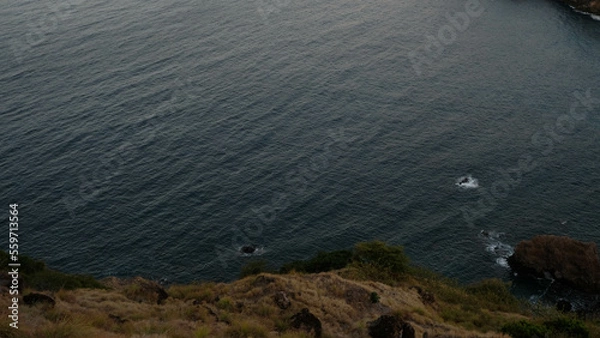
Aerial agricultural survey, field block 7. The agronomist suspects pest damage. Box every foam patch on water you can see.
[456,175,479,189]
[592,14,600,21]
[479,230,514,268]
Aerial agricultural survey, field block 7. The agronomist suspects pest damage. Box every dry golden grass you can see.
[0,271,546,337]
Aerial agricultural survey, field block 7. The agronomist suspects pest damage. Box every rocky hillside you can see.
[1,241,598,337]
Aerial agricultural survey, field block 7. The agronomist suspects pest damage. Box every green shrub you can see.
[0,251,104,291]
[370,292,380,303]
[350,241,409,284]
[464,278,521,312]
[280,250,353,274]
[544,317,589,338]
[501,320,548,338]
[240,260,269,278]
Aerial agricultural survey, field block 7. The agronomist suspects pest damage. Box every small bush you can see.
[544,317,589,338]
[501,320,548,338]
[370,292,380,303]
[240,260,269,278]
[465,278,520,312]
[350,241,409,284]
[0,251,104,291]
[280,250,353,274]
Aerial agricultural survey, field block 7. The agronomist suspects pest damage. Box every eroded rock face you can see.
[508,235,600,293]
[561,0,600,15]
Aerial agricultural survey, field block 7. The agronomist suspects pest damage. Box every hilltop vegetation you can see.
[1,241,598,337]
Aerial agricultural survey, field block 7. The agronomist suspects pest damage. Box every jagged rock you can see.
[368,314,404,338]
[290,308,322,337]
[23,293,55,307]
[557,299,572,313]
[273,291,291,309]
[560,0,600,15]
[507,235,600,293]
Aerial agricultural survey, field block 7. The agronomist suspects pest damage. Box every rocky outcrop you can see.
[367,314,416,338]
[561,0,600,15]
[507,235,600,293]
[273,291,291,309]
[290,308,322,337]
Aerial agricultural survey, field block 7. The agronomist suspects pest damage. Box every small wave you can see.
[456,175,479,189]
[592,14,600,21]
[479,230,514,268]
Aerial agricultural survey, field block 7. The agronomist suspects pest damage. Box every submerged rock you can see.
[507,235,600,293]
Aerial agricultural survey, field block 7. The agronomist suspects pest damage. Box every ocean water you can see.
[1,0,599,289]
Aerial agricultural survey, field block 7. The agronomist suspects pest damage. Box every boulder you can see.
[367,314,404,338]
[23,293,55,307]
[507,235,600,293]
[290,308,322,337]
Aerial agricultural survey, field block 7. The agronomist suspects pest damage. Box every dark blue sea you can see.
[1,0,599,295]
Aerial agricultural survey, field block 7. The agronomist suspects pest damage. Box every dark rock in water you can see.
[241,245,257,254]
[507,235,600,294]
[24,293,55,307]
[368,314,404,338]
[290,308,322,337]
[557,299,572,313]
[560,0,600,15]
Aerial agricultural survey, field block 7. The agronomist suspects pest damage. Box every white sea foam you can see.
[592,14,600,21]
[456,175,478,189]
[480,230,514,268]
